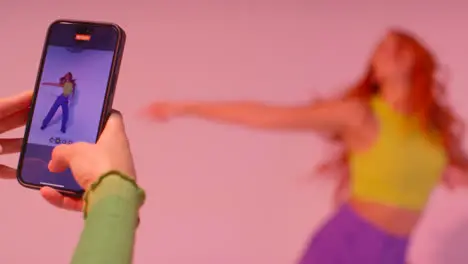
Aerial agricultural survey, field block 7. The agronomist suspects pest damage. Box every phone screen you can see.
[18,22,122,194]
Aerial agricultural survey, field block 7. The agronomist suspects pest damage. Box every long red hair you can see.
[318,29,468,188]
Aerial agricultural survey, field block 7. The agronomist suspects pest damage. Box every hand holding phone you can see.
[0,91,32,179]
[17,20,126,197]
[40,111,135,211]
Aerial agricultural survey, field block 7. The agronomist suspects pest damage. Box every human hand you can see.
[0,91,32,179]
[143,101,189,121]
[40,111,136,211]
[442,166,468,190]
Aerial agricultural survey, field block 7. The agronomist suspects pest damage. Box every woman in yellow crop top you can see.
[40,72,76,133]
[144,29,468,264]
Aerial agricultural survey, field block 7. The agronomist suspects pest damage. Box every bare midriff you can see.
[349,197,422,237]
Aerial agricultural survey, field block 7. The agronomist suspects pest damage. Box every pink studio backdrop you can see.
[1,1,467,264]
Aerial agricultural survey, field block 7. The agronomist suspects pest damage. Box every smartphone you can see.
[16,20,126,197]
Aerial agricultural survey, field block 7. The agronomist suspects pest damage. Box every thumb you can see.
[98,111,128,147]
[48,144,74,172]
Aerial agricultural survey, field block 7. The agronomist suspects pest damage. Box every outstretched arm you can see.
[173,99,367,136]
[41,82,62,87]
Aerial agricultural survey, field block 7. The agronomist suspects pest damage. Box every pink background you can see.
[1,1,467,264]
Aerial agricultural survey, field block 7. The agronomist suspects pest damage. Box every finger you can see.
[62,196,84,211]
[0,91,33,119]
[39,187,65,207]
[98,111,135,177]
[40,187,83,211]
[48,144,75,172]
[99,111,128,146]
[0,108,29,133]
[49,142,90,173]
[0,138,23,155]
[0,164,16,179]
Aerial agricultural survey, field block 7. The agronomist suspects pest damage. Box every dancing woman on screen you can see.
[41,72,76,133]
[144,29,468,264]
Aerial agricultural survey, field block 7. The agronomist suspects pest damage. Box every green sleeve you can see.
[71,174,141,264]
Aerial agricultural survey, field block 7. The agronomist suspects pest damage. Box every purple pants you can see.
[298,204,409,264]
[42,94,69,132]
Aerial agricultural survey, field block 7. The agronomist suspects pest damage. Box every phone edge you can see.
[16,19,126,198]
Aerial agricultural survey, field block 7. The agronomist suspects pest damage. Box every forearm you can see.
[71,174,143,264]
[42,82,61,87]
[184,101,318,129]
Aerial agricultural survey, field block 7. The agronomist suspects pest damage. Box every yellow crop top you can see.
[349,96,447,210]
[63,82,74,96]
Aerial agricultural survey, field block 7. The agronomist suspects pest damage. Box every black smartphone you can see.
[16,20,126,197]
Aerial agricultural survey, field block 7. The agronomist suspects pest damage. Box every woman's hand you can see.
[442,166,468,189]
[0,91,32,179]
[143,102,189,121]
[40,111,136,211]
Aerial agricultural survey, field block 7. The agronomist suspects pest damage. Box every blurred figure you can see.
[144,29,468,264]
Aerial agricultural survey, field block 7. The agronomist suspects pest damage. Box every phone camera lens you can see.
[76,26,92,35]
